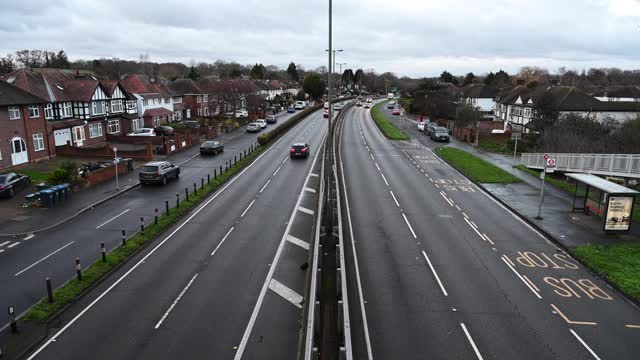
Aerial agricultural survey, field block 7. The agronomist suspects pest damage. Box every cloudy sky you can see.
[1,0,640,77]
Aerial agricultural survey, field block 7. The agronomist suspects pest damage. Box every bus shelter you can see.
[567,173,638,232]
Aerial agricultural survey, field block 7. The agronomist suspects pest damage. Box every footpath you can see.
[0,124,250,237]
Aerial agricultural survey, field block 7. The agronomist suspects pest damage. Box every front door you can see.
[10,137,28,166]
[72,126,85,147]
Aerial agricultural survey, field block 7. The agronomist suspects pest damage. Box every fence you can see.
[56,143,153,161]
[521,153,640,178]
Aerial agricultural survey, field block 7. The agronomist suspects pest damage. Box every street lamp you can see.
[337,62,347,96]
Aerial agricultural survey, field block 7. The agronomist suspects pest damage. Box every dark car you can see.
[181,120,201,129]
[290,143,310,159]
[154,125,175,136]
[287,106,296,113]
[425,124,437,136]
[430,127,451,142]
[139,161,180,185]
[0,173,30,198]
[266,115,277,124]
[200,141,224,155]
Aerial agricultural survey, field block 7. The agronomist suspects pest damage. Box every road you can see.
[339,103,640,359]
[0,109,306,332]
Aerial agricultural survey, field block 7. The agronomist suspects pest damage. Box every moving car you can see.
[387,102,395,109]
[128,128,156,136]
[139,161,180,185]
[417,122,426,131]
[430,127,451,142]
[323,109,329,118]
[247,122,260,132]
[266,115,277,124]
[290,143,310,159]
[256,119,267,129]
[294,101,305,110]
[356,102,363,107]
[364,103,371,108]
[287,106,296,113]
[0,173,30,198]
[154,125,174,136]
[200,141,224,155]
[392,108,401,115]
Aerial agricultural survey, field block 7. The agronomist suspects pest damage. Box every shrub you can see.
[48,160,78,184]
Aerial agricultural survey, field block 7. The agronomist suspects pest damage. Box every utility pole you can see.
[327,0,333,133]
[337,62,346,96]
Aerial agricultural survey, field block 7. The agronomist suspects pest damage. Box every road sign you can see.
[511,132,521,141]
[547,158,556,168]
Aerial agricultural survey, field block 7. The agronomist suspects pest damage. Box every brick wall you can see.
[84,161,129,185]
[0,104,55,170]
[56,143,153,161]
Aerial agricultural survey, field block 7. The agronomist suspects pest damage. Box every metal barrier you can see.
[521,153,640,178]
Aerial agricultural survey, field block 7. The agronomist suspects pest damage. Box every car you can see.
[256,119,267,129]
[366,98,373,103]
[290,143,310,159]
[294,101,305,110]
[266,115,277,124]
[387,102,395,109]
[139,161,180,185]
[287,106,296,113]
[323,109,329,118]
[334,103,342,111]
[154,125,174,136]
[324,102,329,109]
[356,102,363,107]
[430,127,451,142]
[200,141,224,155]
[364,103,371,108]
[392,108,401,115]
[247,122,260,132]
[0,173,30,198]
[417,122,426,131]
[181,120,201,129]
[128,128,156,136]
[235,109,249,118]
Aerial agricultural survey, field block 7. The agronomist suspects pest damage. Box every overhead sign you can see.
[604,195,635,231]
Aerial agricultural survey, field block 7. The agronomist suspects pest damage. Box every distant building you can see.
[119,74,174,128]
[593,85,640,102]
[461,83,498,118]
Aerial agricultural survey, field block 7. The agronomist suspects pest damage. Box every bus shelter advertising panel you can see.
[604,195,635,231]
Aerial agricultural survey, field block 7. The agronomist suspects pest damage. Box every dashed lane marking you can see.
[286,234,310,250]
[570,329,602,360]
[259,179,271,193]
[310,173,319,177]
[154,273,198,329]
[380,173,389,186]
[269,279,303,309]
[298,206,315,215]
[211,227,234,257]
[402,213,417,239]
[390,191,400,207]
[625,324,640,329]
[422,250,448,296]
[23,234,35,241]
[461,323,484,360]
[0,241,11,247]
[8,242,20,248]
[241,199,256,218]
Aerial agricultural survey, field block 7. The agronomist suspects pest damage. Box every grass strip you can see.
[22,145,267,323]
[370,101,409,141]
[571,243,640,302]
[435,147,521,183]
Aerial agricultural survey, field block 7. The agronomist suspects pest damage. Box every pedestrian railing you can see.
[521,153,640,178]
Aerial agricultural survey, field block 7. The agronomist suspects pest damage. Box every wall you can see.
[56,143,153,161]
[0,104,55,170]
[84,161,129,186]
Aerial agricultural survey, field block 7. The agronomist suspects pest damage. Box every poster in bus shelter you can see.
[604,195,634,231]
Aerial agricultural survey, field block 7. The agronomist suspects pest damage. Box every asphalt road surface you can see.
[339,103,640,360]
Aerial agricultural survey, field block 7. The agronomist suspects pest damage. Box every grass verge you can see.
[22,146,267,322]
[370,101,409,141]
[571,243,640,302]
[435,147,521,183]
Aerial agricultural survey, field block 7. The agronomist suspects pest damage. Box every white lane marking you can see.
[154,273,198,329]
[14,241,75,277]
[268,279,303,308]
[422,251,448,296]
[570,329,602,360]
[460,323,484,360]
[240,199,256,218]
[0,241,10,247]
[440,193,454,207]
[25,120,301,359]
[402,213,417,239]
[259,179,271,193]
[375,163,381,171]
[501,255,515,267]
[310,173,319,177]
[463,212,469,219]
[390,191,400,207]
[298,206,315,215]
[234,132,326,360]
[370,153,375,160]
[273,165,283,177]
[23,234,35,241]
[380,173,389,186]
[211,227,235,256]
[470,221,478,228]
[8,242,19,248]
[287,234,310,250]
[304,187,316,194]
[282,157,288,165]
[434,184,440,188]
[96,209,131,229]
[0,249,4,254]
[482,233,495,245]
[501,257,542,299]
[464,218,488,242]
[455,205,462,211]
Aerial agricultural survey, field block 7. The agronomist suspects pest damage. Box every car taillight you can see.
[0,186,4,191]
[302,148,307,152]
[290,148,295,152]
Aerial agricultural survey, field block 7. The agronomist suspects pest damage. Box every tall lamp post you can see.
[337,62,347,96]
[325,48,343,130]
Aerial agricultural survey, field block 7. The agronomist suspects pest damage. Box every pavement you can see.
[340,103,640,360]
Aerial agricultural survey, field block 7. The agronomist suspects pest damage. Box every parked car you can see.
[287,106,296,113]
[235,109,249,118]
[154,125,174,136]
[266,115,277,124]
[334,103,342,111]
[256,119,267,129]
[0,173,30,198]
[323,109,329,118]
[425,124,437,136]
[417,122,426,131]
[294,101,305,110]
[139,161,180,185]
[200,141,224,155]
[247,122,260,133]
[290,143,310,159]
[392,109,401,115]
[128,128,156,136]
[181,120,201,129]
[430,127,451,142]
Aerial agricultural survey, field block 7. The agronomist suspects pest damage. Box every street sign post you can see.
[511,124,522,163]
[536,154,555,219]
[113,147,119,190]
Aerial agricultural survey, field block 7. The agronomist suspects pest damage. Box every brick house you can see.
[170,78,205,119]
[119,74,175,128]
[0,80,55,169]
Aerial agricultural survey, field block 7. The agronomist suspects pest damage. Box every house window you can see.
[197,96,202,103]
[153,116,160,127]
[8,106,20,120]
[28,105,40,118]
[204,107,209,116]
[175,111,182,121]
[62,102,73,117]
[197,108,202,116]
[164,98,170,104]
[44,104,54,119]
[33,133,45,151]
[111,100,123,113]
[91,101,106,116]
[524,108,532,118]
[173,97,182,103]
[154,98,160,105]
[107,120,120,134]
[89,123,103,138]
[203,94,208,102]
[143,99,149,106]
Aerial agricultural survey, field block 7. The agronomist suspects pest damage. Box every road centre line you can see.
[522,275,540,292]
[96,209,131,229]
[422,251,448,296]
[240,199,256,218]
[375,163,381,171]
[390,191,400,207]
[455,205,462,211]
[402,213,417,239]
[23,234,35,241]
[211,227,235,256]
[259,179,271,193]
[482,233,495,245]
[15,241,75,277]
[25,122,305,359]
[501,257,542,299]
[273,165,283,177]
[370,153,374,160]
[0,241,10,247]
[463,212,469,219]
[550,304,597,326]
[464,218,487,241]
[470,221,478,228]
[380,173,389,186]
[269,278,303,308]
[154,273,198,329]
[460,323,484,360]
[8,242,19,248]
[440,193,454,207]
[570,329,602,360]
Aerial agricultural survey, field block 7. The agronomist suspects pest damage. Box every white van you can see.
[295,101,305,110]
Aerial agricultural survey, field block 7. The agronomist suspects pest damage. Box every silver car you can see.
[247,122,260,133]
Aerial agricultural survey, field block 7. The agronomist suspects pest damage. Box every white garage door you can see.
[54,129,72,146]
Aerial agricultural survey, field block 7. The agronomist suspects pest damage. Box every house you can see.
[197,78,258,116]
[169,78,205,118]
[461,83,498,119]
[593,85,640,102]
[120,74,175,128]
[0,80,55,169]
[101,80,141,135]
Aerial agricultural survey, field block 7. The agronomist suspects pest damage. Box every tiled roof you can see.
[1,69,51,101]
[592,85,640,99]
[169,78,202,95]
[120,74,172,97]
[143,108,173,117]
[0,80,47,106]
[498,85,530,105]
[462,83,497,99]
